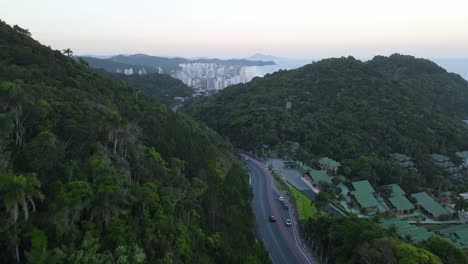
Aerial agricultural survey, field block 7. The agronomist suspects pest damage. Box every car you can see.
[269,215,277,222]
[285,218,292,226]
[283,203,289,210]
[278,196,285,202]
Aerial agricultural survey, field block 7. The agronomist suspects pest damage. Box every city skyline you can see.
[2,0,468,59]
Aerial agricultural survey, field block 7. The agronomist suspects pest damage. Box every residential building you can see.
[411,192,450,220]
[307,169,332,191]
[430,154,459,176]
[455,151,468,169]
[350,180,379,214]
[318,157,341,175]
[383,184,414,215]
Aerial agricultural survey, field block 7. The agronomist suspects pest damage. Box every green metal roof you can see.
[308,169,332,185]
[318,157,341,170]
[388,196,414,211]
[385,184,406,197]
[352,180,375,194]
[352,190,379,209]
[411,192,449,217]
[430,154,450,163]
[390,153,411,162]
[439,225,468,249]
[380,218,433,242]
[455,151,468,159]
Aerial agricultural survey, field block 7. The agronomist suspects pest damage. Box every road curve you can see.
[245,156,314,264]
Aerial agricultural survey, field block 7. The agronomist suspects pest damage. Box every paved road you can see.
[245,156,314,264]
[269,158,346,218]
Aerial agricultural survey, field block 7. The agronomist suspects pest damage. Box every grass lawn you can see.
[284,181,318,220]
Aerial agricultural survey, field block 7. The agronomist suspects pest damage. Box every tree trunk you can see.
[22,199,29,221]
[15,243,20,263]
[12,201,19,223]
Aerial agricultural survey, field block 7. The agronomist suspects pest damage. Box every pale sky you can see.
[1,0,468,59]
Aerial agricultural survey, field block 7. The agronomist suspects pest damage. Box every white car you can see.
[278,196,285,202]
[285,219,292,226]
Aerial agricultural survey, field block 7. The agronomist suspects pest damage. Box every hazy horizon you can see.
[2,0,468,60]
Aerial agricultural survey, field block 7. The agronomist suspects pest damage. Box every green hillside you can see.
[98,71,193,107]
[184,55,468,189]
[0,20,269,263]
[78,56,159,74]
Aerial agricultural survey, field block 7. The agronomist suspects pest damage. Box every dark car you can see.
[283,203,289,210]
[269,215,277,222]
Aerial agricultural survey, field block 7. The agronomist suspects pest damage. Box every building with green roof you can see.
[388,196,414,214]
[381,218,433,242]
[390,153,416,170]
[411,192,450,220]
[307,169,332,190]
[352,180,375,194]
[385,184,406,197]
[455,151,468,169]
[318,157,341,175]
[455,151,468,159]
[351,180,379,213]
[439,225,468,249]
[351,191,379,213]
[383,184,414,214]
[430,154,459,176]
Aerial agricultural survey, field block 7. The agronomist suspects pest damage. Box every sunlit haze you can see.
[2,0,468,59]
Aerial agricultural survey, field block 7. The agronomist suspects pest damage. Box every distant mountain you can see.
[108,54,275,73]
[79,56,158,73]
[246,53,279,61]
[109,54,186,73]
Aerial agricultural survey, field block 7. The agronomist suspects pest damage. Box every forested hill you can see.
[0,20,269,263]
[183,55,468,184]
[97,71,193,107]
[368,54,468,118]
[78,56,159,74]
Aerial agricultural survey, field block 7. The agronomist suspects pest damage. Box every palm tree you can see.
[455,196,467,222]
[0,173,43,223]
[62,48,73,57]
[0,173,43,262]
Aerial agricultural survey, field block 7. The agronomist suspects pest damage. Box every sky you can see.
[1,0,468,59]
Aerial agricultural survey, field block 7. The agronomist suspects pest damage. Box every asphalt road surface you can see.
[244,156,314,264]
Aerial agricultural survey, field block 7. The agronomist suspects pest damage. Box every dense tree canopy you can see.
[304,215,444,264]
[0,20,269,263]
[183,55,468,189]
[99,71,193,107]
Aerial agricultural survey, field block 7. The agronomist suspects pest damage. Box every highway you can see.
[245,156,314,264]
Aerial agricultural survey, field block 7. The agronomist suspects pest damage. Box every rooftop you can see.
[381,218,433,242]
[352,191,379,209]
[455,151,468,159]
[308,169,332,185]
[388,195,414,211]
[430,154,450,163]
[411,192,449,217]
[318,157,341,170]
[439,225,468,249]
[352,180,375,194]
[385,184,406,197]
[389,153,412,162]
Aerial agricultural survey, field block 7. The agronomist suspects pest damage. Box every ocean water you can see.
[243,59,312,80]
[432,59,468,80]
